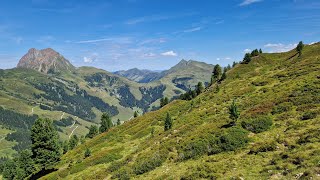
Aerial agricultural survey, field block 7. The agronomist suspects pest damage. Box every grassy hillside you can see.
[0,60,213,158]
[42,43,320,179]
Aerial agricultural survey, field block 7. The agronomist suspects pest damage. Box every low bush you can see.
[133,151,167,175]
[300,111,317,120]
[271,102,293,115]
[112,167,132,180]
[249,141,277,154]
[241,116,273,133]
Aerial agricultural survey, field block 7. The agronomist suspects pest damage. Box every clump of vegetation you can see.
[229,99,240,125]
[134,111,139,118]
[241,116,273,133]
[133,152,167,175]
[84,148,91,158]
[164,112,173,131]
[160,97,169,107]
[300,111,317,120]
[86,125,99,138]
[271,102,293,114]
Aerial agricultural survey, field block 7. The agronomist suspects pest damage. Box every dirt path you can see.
[60,112,65,120]
[69,126,79,139]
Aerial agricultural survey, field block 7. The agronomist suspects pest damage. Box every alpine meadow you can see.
[0,0,319,179]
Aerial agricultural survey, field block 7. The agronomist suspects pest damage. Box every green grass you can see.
[40,43,320,179]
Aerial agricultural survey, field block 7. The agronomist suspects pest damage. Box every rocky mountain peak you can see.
[17,48,75,74]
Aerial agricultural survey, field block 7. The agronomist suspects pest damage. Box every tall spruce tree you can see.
[220,71,227,82]
[69,135,79,150]
[296,41,304,57]
[31,118,61,170]
[243,53,252,64]
[212,64,222,83]
[164,112,173,131]
[196,82,204,95]
[117,119,121,126]
[100,113,113,133]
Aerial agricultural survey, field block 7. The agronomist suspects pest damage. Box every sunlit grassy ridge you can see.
[43,43,320,179]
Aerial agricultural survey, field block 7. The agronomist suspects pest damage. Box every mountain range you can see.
[0,48,214,158]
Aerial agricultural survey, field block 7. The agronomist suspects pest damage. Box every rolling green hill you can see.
[42,43,319,179]
[0,49,214,158]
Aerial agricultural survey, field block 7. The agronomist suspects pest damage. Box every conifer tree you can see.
[69,135,79,150]
[212,64,222,82]
[229,100,240,125]
[196,82,204,95]
[86,125,98,138]
[220,71,227,82]
[164,112,173,131]
[134,111,138,118]
[296,41,304,57]
[117,119,121,126]
[243,53,252,64]
[259,48,262,54]
[31,118,61,170]
[100,113,113,133]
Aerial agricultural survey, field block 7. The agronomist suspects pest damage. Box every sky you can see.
[0,0,319,71]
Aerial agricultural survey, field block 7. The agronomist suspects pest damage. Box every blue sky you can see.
[0,0,319,71]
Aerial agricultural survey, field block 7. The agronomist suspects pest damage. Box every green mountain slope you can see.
[43,43,319,179]
[0,49,213,158]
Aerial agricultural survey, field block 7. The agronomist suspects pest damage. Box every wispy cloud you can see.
[75,37,132,44]
[125,12,196,25]
[183,27,202,33]
[139,38,166,45]
[264,43,297,52]
[161,51,177,57]
[239,0,263,6]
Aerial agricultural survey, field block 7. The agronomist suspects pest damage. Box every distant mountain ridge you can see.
[114,59,214,84]
[17,48,75,74]
[114,68,163,83]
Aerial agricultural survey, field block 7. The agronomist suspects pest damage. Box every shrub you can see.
[84,148,91,158]
[182,139,208,160]
[249,141,277,154]
[133,151,167,175]
[112,167,132,180]
[219,127,249,151]
[300,111,317,120]
[241,116,273,133]
[271,102,293,114]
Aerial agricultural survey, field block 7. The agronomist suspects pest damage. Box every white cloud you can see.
[243,49,251,53]
[142,53,156,58]
[83,53,98,63]
[239,0,263,6]
[183,27,202,33]
[309,42,317,45]
[264,43,297,52]
[161,51,177,57]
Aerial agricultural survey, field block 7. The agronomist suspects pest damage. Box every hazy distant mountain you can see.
[114,68,163,83]
[17,48,75,74]
[114,59,214,87]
